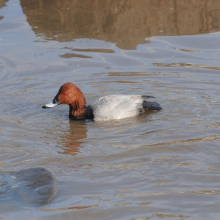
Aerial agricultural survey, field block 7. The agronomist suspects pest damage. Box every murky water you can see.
[1,0,220,219]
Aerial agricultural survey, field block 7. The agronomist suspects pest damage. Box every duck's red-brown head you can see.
[42,82,86,119]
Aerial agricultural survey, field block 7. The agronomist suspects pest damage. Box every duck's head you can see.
[42,82,85,109]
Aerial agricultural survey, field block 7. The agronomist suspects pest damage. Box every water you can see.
[1,0,220,219]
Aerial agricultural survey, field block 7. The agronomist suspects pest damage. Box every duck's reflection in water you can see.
[60,120,88,156]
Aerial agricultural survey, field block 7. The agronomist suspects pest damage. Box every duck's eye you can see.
[65,91,68,95]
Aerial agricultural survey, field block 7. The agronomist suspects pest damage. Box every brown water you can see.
[1,0,220,219]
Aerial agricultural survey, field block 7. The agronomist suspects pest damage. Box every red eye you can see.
[65,92,68,95]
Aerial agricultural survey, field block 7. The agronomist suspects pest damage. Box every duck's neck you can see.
[68,89,86,120]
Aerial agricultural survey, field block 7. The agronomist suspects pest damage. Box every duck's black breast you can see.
[85,105,94,119]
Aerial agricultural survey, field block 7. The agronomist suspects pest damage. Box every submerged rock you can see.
[0,167,58,206]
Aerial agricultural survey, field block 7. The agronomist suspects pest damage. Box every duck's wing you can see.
[91,95,144,121]
[141,95,155,99]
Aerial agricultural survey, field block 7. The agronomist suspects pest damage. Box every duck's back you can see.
[90,95,147,121]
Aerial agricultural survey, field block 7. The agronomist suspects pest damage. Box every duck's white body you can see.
[90,95,148,121]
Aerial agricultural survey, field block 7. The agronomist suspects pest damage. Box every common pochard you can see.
[42,82,161,121]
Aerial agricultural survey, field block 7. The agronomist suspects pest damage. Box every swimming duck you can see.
[42,82,161,121]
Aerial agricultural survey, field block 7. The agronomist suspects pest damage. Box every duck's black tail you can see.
[142,101,162,111]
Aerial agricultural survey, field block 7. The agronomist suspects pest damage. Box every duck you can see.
[42,82,161,121]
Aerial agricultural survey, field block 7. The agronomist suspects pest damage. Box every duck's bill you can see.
[42,102,58,109]
[42,94,62,109]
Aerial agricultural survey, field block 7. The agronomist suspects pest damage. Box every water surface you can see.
[1,0,220,219]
